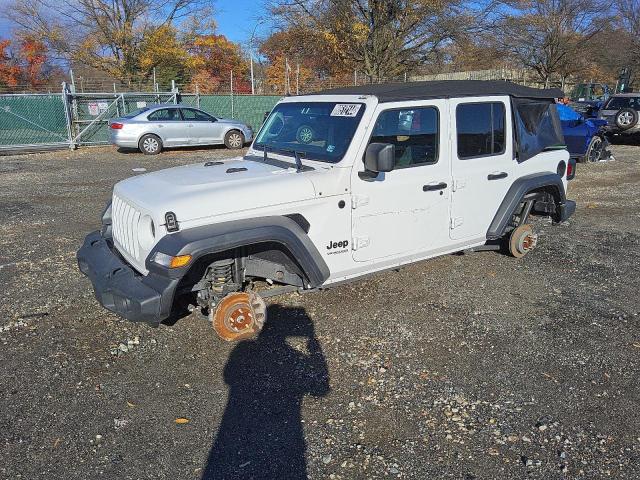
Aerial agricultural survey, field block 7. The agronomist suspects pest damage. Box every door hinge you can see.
[352,236,370,250]
[351,194,370,209]
[452,179,466,192]
[450,217,463,229]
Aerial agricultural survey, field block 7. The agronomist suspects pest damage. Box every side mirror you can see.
[364,143,395,173]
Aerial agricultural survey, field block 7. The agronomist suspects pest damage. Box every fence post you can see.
[230,70,235,118]
[61,82,75,149]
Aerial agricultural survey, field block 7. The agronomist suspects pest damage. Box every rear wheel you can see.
[224,130,245,149]
[139,134,162,155]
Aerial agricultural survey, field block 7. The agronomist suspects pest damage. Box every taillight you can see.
[567,159,576,180]
[110,122,124,129]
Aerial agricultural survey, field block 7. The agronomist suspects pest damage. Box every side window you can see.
[147,109,180,121]
[456,102,505,159]
[369,107,439,168]
[181,108,214,121]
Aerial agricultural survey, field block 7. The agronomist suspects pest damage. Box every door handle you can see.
[423,182,447,192]
[488,172,508,180]
[158,124,163,128]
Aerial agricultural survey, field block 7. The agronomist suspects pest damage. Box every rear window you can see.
[122,107,149,119]
[456,102,505,159]
[604,96,639,110]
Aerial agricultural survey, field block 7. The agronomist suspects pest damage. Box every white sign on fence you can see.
[88,103,99,116]
[98,102,109,113]
[136,101,147,108]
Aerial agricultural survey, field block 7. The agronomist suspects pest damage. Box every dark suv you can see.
[598,94,640,136]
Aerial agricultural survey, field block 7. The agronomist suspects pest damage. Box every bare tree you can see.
[617,0,639,66]
[2,0,210,78]
[271,0,484,82]
[494,0,610,87]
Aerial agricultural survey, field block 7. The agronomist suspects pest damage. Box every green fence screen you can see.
[0,94,69,148]
[184,95,281,131]
[0,93,281,150]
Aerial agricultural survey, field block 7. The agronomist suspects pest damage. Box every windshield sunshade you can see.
[254,102,366,163]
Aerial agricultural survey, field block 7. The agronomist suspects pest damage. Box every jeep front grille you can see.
[112,194,141,261]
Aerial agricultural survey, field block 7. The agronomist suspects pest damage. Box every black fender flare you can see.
[486,172,566,240]
[146,216,330,288]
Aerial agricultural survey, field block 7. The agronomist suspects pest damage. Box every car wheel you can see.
[584,135,604,163]
[139,134,162,155]
[224,130,245,149]
[296,125,314,144]
[614,108,638,130]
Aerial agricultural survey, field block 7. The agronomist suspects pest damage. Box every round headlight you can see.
[138,215,156,250]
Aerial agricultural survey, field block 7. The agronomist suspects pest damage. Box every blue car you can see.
[558,103,610,163]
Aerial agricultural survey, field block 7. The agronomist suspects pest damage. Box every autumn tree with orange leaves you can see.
[0,37,52,90]
[187,35,250,93]
[0,40,20,88]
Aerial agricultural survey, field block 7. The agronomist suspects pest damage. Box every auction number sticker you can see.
[331,104,361,117]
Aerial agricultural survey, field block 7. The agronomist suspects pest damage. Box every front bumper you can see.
[77,231,179,325]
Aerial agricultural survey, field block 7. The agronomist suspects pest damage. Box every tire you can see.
[224,130,245,149]
[139,134,162,155]
[296,125,314,144]
[583,135,604,163]
[614,108,638,131]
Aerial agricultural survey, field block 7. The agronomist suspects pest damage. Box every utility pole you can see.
[296,62,300,95]
[285,58,289,95]
[248,19,265,95]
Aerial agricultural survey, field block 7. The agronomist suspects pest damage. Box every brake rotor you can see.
[509,224,538,258]
[211,292,267,342]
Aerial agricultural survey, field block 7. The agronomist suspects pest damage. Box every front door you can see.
[449,97,514,241]
[180,108,222,144]
[147,107,189,146]
[351,101,451,262]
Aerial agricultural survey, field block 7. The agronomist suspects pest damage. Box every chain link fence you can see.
[0,94,70,149]
[0,87,281,152]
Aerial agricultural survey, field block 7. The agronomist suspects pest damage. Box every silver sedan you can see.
[108,105,253,154]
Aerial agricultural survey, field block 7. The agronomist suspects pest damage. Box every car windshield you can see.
[604,96,639,110]
[123,107,150,119]
[254,102,366,163]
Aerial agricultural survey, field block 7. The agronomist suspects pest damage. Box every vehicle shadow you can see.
[116,144,248,155]
[201,304,330,480]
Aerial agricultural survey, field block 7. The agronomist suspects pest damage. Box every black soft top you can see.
[314,80,563,102]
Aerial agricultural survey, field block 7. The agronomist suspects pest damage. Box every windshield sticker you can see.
[331,104,361,117]
[326,145,335,153]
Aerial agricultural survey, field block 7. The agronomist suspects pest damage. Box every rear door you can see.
[449,97,514,241]
[350,100,451,262]
[147,108,189,146]
[180,108,222,144]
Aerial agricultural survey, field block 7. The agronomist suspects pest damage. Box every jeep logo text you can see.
[327,240,349,250]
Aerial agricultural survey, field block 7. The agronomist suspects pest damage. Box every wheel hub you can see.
[509,224,537,258]
[211,292,267,342]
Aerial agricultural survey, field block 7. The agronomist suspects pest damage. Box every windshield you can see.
[604,96,639,110]
[254,102,366,163]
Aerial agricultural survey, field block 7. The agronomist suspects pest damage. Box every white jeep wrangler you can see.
[78,81,576,340]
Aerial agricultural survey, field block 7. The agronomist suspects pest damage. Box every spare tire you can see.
[614,108,638,130]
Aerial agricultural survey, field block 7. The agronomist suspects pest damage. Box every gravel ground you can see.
[1,143,639,480]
